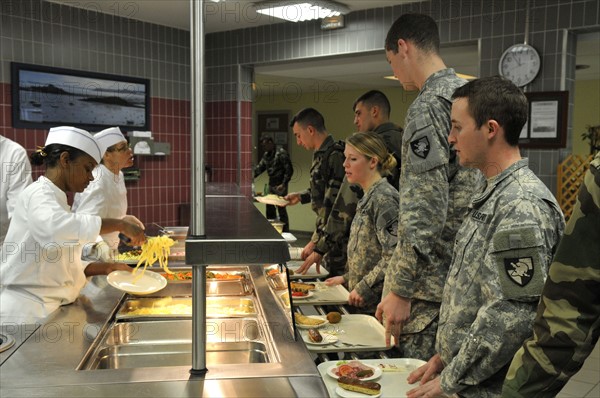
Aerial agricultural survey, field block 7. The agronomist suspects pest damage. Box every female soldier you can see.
[73,127,139,256]
[325,132,399,315]
[0,126,145,323]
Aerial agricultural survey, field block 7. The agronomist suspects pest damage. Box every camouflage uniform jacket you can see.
[373,122,403,190]
[436,159,565,397]
[383,68,482,333]
[253,147,293,188]
[298,135,345,264]
[502,153,600,398]
[344,178,399,314]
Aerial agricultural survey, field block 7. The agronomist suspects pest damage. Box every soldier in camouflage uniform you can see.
[353,89,403,190]
[376,13,481,361]
[284,108,346,276]
[254,136,294,231]
[502,152,600,397]
[405,77,565,398]
[325,132,399,315]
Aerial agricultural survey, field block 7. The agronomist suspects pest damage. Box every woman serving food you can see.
[325,132,399,315]
[73,127,141,256]
[0,126,145,324]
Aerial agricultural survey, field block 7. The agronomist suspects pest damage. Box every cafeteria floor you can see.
[289,230,600,397]
[558,340,600,397]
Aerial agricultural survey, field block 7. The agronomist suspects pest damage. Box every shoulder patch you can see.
[410,136,430,159]
[504,257,534,286]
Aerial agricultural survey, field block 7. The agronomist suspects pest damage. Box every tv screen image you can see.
[11,63,150,131]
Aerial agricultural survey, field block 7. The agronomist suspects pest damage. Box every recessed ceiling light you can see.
[256,1,350,23]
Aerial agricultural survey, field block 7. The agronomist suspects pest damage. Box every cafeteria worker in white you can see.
[0,126,146,324]
[73,127,138,256]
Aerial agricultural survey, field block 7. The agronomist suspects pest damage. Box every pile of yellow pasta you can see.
[133,235,176,279]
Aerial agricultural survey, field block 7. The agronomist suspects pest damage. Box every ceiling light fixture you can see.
[255,1,350,23]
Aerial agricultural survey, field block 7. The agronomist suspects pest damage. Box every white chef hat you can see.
[46,126,104,164]
[94,127,126,153]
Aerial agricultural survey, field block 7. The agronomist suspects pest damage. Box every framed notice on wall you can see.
[519,91,568,149]
[256,111,291,161]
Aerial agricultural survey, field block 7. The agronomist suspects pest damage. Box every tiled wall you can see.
[0,0,192,226]
[205,0,600,195]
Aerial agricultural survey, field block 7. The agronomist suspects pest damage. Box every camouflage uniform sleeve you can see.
[384,107,453,299]
[354,200,398,303]
[440,200,562,396]
[386,166,450,298]
[314,179,360,255]
[313,149,346,251]
[281,150,294,185]
[254,154,267,179]
[503,154,600,398]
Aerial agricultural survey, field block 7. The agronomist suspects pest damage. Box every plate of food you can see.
[302,328,338,346]
[335,377,382,398]
[294,313,329,329]
[327,361,382,382]
[255,194,289,206]
[107,270,167,295]
[290,290,314,299]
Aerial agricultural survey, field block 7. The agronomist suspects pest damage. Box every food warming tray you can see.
[116,296,257,319]
[154,268,253,296]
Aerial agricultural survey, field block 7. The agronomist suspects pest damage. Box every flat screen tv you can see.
[11,62,150,131]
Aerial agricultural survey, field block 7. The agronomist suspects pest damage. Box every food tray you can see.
[150,269,252,296]
[281,282,349,306]
[317,358,427,397]
[300,314,391,353]
[116,296,257,319]
[286,261,329,280]
[288,247,303,260]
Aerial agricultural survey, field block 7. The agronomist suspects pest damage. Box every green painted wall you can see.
[572,79,600,156]
[253,85,417,232]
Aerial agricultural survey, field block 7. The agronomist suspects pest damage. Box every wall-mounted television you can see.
[11,62,150,131]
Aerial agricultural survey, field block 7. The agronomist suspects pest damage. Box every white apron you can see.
[0,176,101,323]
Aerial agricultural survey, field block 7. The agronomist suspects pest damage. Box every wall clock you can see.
[498,44,541,87]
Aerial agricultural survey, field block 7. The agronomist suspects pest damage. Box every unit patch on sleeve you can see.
[504,257,534,286]
[410,136,430,159]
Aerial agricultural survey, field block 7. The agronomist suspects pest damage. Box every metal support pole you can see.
[190,0,207,375]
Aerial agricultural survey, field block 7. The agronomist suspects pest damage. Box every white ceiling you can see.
[50,0,599,87]
[50,0,410,33]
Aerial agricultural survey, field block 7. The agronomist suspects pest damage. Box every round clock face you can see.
[498,44,541,87]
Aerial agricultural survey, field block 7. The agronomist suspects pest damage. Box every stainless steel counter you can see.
[0,267,328,397]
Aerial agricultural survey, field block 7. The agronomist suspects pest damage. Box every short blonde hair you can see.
[346,132,397,176]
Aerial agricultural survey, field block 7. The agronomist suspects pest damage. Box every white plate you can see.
[290,290,314,300]
[295,315,329,329]
[302,331,338,346]
[327,364,382,381]
[335,386,381,398]
[107,270,167,295]
[255,195,289,206]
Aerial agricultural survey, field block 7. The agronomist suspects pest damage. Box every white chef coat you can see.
[0,135,32,246]
[0,176,101,323]
[72,164,127,251]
